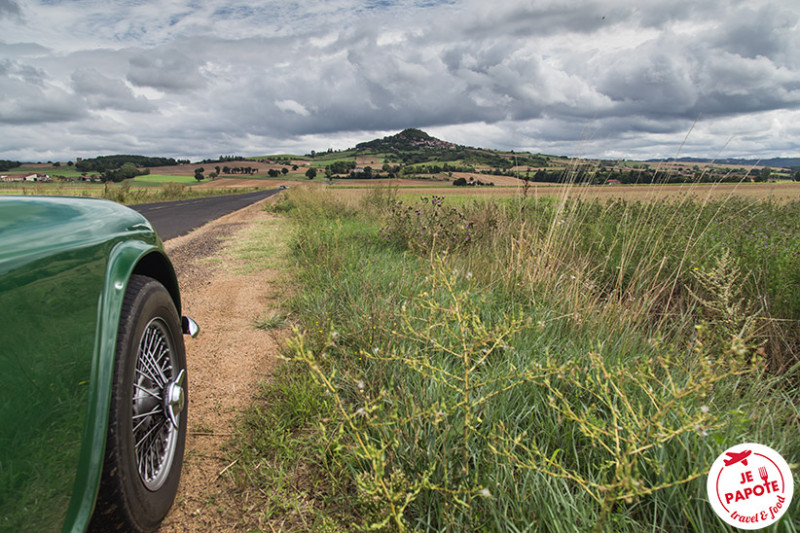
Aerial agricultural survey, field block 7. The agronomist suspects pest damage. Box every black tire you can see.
[89,275,188,532]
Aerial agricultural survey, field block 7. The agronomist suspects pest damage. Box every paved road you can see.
[132,189,282,240]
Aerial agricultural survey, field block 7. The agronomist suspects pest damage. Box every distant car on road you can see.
[0,196,197,532]
[279,184,289,190]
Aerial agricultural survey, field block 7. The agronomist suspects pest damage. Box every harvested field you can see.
[322,181,800,202]
[450,172,525,186]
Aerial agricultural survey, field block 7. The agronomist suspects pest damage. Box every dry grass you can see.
[320,181,800,203]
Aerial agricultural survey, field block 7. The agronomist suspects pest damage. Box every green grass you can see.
[234,186,799,531]
[310,149,358,162]
[310,158,356,168]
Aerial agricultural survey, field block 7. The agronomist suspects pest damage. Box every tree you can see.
[757,166,772,182]
[281,167,289,175]
[194,167,205,181]
[305,167,317,180]
[118,162,140,180]
[268,169,280,177]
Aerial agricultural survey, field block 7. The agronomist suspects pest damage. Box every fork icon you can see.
[759,466,769,484]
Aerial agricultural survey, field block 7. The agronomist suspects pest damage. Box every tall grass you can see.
[271,185,799,531]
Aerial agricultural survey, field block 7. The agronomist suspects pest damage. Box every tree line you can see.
[75,155,179,173]
[0,160,21,172]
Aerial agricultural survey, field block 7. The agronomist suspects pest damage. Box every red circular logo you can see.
[707,443,794,529]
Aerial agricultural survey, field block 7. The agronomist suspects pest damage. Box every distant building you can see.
[23,173,51,182]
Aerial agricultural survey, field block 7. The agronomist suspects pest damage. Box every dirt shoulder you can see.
[159,199,287,532]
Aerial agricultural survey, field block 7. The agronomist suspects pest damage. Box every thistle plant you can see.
[380,196,476,254]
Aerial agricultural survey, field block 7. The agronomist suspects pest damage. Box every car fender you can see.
[61,240,182,533]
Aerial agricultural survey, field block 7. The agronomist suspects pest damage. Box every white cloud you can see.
[0,0,798,161]
[275,99,311,117]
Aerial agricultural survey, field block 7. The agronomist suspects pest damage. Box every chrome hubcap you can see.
[132,318,181,491]
[165,369,185,429]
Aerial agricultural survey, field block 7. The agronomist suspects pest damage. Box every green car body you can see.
[0,196,185,532]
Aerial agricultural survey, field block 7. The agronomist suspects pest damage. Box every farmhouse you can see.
[23,173,52,182]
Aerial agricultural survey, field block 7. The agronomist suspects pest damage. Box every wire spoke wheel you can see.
[90,275,188,533]
[132,318,182,491]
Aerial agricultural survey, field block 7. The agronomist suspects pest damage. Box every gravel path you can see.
[158,198,286,532]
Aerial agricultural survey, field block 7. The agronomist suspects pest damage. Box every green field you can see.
[7,165,86,179]
[229,187,799,531]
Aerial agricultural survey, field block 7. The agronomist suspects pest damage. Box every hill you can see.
[355,128,457,152]
[348,128,548,168]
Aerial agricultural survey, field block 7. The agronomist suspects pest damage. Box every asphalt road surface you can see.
[132,189,282,240]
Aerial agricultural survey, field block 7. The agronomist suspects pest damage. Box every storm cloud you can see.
[0,0,798,161]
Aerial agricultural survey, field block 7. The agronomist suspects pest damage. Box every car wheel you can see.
[89,275,187,532]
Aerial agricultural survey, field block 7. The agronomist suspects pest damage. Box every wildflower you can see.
[700,405,710,414]
[356,380,365,391]
[373,347,381,355]
[478,487,493,499]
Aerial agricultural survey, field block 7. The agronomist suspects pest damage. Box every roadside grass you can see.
[216,209,357,531]
[242,184,800,532]
[225,360,355,531]
[225,214,292,275]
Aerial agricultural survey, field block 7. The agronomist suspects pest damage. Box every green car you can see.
[0,196,197,532]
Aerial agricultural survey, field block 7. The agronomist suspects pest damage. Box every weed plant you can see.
[275,185,798,531]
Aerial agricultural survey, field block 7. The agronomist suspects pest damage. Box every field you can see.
[133,174,207,184]
[323,180,800,203]
[0,179,279,204]
[227,184,800,531]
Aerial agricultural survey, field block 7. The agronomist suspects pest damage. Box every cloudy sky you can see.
[1,0,798,162]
